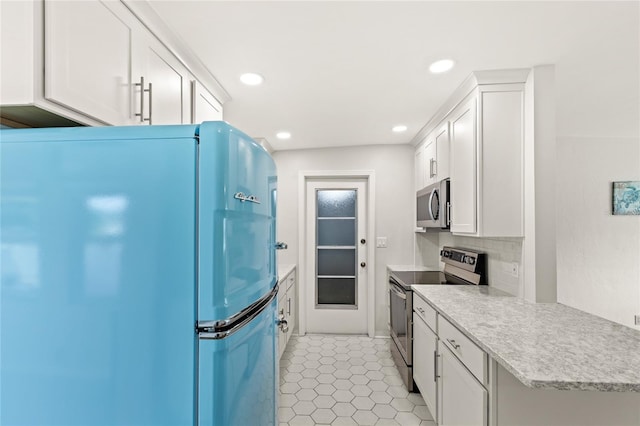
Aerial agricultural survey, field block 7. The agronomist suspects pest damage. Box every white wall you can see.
[273,144,415,337]
[556,137,640,329]
[552,2,640,329]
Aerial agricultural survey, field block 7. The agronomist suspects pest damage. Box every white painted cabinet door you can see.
[435,122,450,181]
[285,275,296,344]
[277,288,287,359]
[479,89,524,237]
[191,80,223,123]
[449,96,477,234]
[45,0,133,125]
[133,35,189,125]
[413,313,438,422]
[439,342,487,426]
[415,144,425,191]
[423,139,437,187]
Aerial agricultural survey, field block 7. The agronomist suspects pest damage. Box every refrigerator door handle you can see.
[197,281,279,338]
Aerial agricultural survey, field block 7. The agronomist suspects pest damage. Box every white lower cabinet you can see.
[413,312,438,420]
[413,295,488,426]
[278,267,297,358]
[285,274,296,344]
[414,292,640,426]
[277,287,288,359]
[439,341,488,426]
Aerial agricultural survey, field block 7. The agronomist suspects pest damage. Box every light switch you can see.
[376,237,388,248]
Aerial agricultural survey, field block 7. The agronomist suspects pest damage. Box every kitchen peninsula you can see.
[413,285,640,426]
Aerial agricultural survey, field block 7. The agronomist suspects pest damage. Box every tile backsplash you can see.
[426,233,523,296]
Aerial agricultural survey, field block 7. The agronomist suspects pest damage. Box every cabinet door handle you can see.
[430,158,437,178]
[434,350,440,380]
[417,307,425,315]
[135,76,152,124]
[147,82,153,125]
[447,338,460,350]
[287,297,291,316]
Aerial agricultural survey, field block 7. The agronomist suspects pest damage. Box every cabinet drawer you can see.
[413,293,437,333]
[439,315,487,385]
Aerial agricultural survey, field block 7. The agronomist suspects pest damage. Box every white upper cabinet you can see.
[0,0,223,127]
[434,122,450,180]
[191,80,223,123]
[133,34,191,125]
[450,85,524,237]
[416,69,527,237]
[414,122,450,192]
[449,95,478,234]
[45,0,134,125]
[479,87,524,237]
[415,142,426,191]
[423,137,437,187]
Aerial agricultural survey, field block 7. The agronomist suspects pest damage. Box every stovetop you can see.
[389,246,487,290]
[388,270,449,290]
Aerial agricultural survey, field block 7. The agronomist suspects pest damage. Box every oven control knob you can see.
[441,250,451,258]
[465,257,475,265]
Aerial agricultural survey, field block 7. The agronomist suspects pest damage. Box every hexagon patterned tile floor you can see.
[279,335,436,426]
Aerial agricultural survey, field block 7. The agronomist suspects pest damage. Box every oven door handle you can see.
[389,282,407,300]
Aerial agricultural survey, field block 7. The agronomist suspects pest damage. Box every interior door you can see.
[305,180,368,334]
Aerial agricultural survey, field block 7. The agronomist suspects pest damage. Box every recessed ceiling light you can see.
[240,72,264,86]
[276,131,291,139]
[429,59,455,74]
[392,125,408,133]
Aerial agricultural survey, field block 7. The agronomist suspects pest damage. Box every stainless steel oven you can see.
[389,275,413,365]
[388,247,486,392]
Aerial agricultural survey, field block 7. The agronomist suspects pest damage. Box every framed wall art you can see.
[612,181,640,215]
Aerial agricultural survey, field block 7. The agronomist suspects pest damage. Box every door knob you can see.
[360,239,366,244]
[360,262,366,268]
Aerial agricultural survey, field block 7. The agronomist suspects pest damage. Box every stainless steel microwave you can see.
[417,179,450,229]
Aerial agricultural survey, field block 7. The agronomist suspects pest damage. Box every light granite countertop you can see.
[278,264,295,283]
[412,285,640,392]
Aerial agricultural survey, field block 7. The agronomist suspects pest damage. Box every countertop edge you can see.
[278,264,296,283]
[411,287,640,393]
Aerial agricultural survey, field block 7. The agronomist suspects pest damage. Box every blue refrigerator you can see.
[0,122,279,425]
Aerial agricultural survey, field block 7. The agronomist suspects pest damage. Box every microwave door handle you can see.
[428,188,437,221]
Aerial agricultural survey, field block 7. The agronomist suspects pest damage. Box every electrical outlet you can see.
[635,315,640,326]
[509,263,519,278]
[376,237,388,248]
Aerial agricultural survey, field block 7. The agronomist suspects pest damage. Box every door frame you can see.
[297,170,376,337]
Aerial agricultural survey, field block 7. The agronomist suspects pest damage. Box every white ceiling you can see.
[144,1,639,151]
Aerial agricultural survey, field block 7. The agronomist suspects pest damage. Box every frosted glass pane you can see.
[318,219,355,246]
[317,190,356,217]
[317,249,355,276]
[317,278,356,305]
